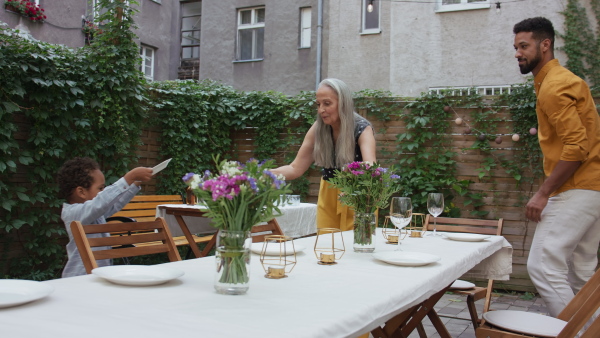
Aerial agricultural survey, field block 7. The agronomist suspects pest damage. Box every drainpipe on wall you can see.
[315,0,323,90]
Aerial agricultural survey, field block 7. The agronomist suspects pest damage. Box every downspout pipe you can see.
[315,0,323,90]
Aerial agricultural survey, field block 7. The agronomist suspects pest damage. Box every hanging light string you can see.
[447,104,532,146]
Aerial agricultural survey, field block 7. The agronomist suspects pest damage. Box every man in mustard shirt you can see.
[513,17,600,317]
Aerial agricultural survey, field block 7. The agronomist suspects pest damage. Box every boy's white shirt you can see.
[61,177,140,278]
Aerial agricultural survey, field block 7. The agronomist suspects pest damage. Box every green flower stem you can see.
[354,213,375,245]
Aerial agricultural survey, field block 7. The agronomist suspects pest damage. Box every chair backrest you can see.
[251,219,284,243]
[426,215,504,317]
[110,195,183,222]
[555,267,600,337]
[424,215,503,236]
[70,217,182,274]
[477,268,600,337]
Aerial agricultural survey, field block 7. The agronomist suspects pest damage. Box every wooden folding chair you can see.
[70,217,181,274]
[251,219,284,243]
[476,268,600,337]
[424,215,504,328]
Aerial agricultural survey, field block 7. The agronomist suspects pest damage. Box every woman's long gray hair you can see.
[313,78,357,168]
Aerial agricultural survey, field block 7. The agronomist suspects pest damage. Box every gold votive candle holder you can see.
[382,216,399,243]
[406,212,427,237]
[314,228,345,265]
[260,235,296,279]
[382,216,409,244]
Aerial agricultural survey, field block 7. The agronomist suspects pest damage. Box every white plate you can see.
[449,279,476,290]
[483,310,566,337]
[372,251,441,266]
[0,279,54,308]
[92,265,184,286]
[444,233,490,242]
[251,242,306,256]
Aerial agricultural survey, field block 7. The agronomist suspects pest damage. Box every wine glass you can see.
[389,197,413,250]
[427,193,444,237]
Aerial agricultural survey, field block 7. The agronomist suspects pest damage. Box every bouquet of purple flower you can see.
[329,161,401,250]
[328,161,401,214]
[182,158,290,232]
[183,158,290,293]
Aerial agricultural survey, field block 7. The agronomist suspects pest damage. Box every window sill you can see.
[360,29,382,36]
[436,3,490,13]
[233,59,264,63]
[298,47,311,50]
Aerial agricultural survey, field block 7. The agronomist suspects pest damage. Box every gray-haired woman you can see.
[271,78,376,230]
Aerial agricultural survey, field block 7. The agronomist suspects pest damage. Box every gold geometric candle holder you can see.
[407,212,427,238]
[314,228,345,265]
[382,215,403,244]
[259,235,297,279]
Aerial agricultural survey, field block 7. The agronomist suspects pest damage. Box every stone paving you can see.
[404,291,547,338]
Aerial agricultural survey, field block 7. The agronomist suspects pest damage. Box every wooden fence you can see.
[4,105,540,291]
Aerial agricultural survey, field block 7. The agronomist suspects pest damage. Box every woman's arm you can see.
[358,125,377,163]
[271,124,317,180]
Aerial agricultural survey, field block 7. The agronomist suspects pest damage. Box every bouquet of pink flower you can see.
[183,158,290,291]
[182,158,291,231]
[328,161,401,213]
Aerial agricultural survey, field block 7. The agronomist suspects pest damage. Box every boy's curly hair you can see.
[57,157,100,201]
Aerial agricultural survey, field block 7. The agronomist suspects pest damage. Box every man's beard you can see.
[519,49,542,74]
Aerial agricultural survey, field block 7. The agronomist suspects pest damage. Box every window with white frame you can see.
[140,45,155,81]
[299,7,311,48]
[362,0,380,34]
[237,7,265,61]
[436,0,490,13]
[181,1,201,59]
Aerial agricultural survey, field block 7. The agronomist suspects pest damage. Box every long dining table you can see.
[156,202,318,238]
[0,228,512,338]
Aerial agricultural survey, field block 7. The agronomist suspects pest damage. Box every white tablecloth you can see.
[155,203,318,238]
[0,229,511,338]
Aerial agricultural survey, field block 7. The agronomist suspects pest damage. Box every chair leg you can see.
[416,323,427,337]
[466,294,480,328]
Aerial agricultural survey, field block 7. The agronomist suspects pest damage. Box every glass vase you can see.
[353,212,376,253]
[214,230,251,295]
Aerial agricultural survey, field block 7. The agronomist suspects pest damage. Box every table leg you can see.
[373,284,452,338]
[173,214,203,258]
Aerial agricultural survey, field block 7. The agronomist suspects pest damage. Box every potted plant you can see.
[82,19,99,44]
[4,0,46,22]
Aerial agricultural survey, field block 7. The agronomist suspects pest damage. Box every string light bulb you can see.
[367,0,374,13]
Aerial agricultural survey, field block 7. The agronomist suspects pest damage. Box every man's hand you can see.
[525,160,581,223]
[526,192,549,223]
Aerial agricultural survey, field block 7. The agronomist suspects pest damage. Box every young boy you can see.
[57,157,153,277]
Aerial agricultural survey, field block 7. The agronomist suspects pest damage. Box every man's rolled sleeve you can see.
[544,81,589,162]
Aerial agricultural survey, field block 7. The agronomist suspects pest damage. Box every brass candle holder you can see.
[314,228,345,265]
[382,216,407,244]
[382,215,399,243]
[259,235,297,279]
[407,213,427,238]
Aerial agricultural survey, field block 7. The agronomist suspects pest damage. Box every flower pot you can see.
[4,4,19,13]
[353,212,376,253]
[214,230,252,295]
